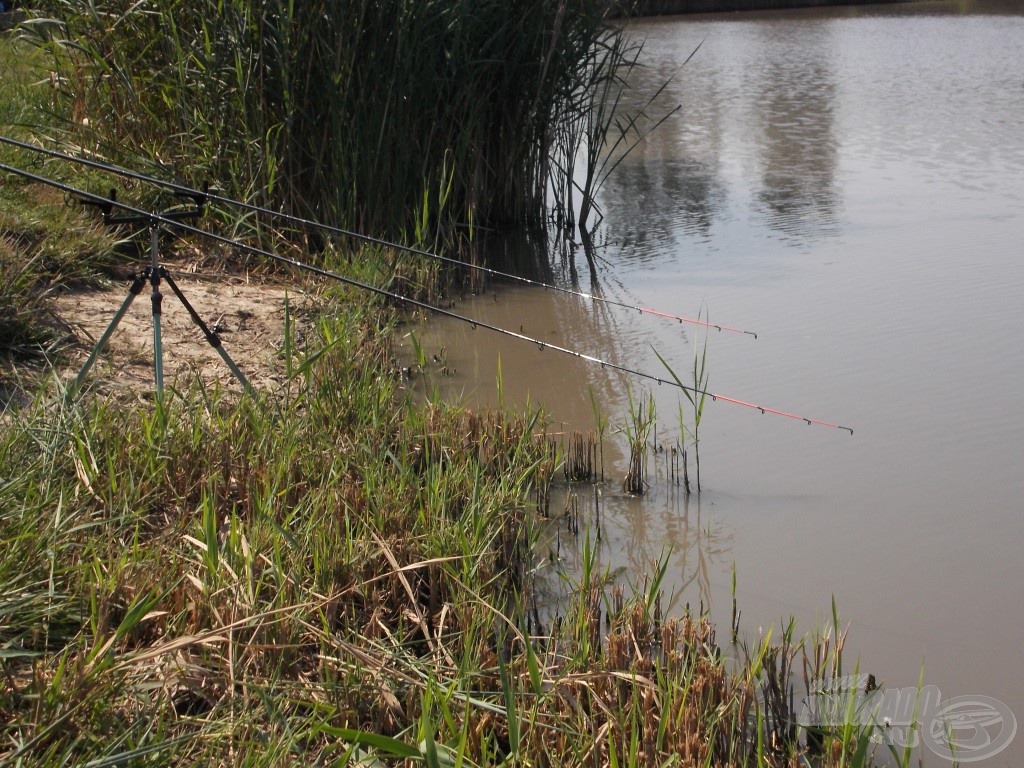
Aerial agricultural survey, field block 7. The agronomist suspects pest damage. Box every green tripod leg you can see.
[162,269,253,394]
[69,272,147,398]
[148,225,165,406]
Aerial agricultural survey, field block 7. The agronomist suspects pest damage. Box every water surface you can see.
[407,3,1024,763]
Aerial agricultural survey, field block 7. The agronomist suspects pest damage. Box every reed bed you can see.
[23,0,642,244]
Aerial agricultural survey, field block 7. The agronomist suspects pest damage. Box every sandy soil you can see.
[52,262,321,398]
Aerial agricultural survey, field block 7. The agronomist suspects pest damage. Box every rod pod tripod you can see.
[70,192,252,403]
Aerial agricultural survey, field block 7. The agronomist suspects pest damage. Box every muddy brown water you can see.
[405,2,1024,763]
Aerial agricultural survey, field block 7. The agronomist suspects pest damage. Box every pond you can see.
[406,1,1024,762]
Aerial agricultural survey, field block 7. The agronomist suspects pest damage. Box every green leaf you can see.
[651,345,693,406]
[114,589,162,642]
[315,726,420,759]
[498,651,520,757]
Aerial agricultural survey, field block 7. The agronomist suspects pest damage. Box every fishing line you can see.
[0,135,757,338]
[0,158,851,433]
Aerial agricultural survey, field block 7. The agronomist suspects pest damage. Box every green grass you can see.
[1,36,124,375]
[0,250,919,767]
[0,309,552,763]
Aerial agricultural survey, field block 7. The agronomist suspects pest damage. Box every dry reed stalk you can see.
[563,430,597,482]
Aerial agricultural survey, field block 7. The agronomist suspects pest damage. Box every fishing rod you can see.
[1,158,851,433]
[0,135,757,339]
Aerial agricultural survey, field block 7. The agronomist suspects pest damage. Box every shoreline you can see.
[616,0,914,16]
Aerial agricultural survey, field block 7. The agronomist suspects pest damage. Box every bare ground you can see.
[52,261,322,398]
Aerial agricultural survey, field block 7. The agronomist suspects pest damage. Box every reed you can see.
[25,0,639,246]
[0,37,118,370]
[555,34,681,237]
[588,384,609,482]
[621,387,655,495]
[563,429,597,482]
[654,312,710,494]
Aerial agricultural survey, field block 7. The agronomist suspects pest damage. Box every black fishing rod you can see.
[0,158,851,432]
[0,135,757,338]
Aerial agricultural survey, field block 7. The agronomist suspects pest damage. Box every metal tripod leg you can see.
[149,225,165,405]
[70,272,147,396]
[161,270,253,394]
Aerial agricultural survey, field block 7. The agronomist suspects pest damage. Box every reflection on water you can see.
[607,14,843,247]
[540,476,734,623]
[410,2,1024,763]
[605,156,725,245]
[749,29,839,241]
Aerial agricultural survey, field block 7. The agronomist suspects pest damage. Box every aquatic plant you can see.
[563,429,597,482]
[621,386,656,494]
[654,309,710,493]
[588,383,609,482]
